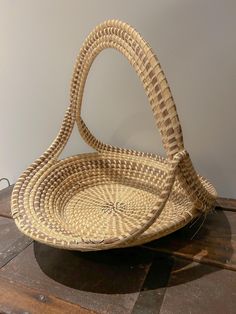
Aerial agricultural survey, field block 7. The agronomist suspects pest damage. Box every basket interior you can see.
[31,153,167,239]
[15,152,215,249]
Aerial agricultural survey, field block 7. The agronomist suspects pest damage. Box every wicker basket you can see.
[11,20,217,251]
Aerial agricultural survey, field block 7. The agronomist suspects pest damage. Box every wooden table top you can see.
[0,186,235,314]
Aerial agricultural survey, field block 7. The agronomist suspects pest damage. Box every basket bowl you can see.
[14,152,216,251]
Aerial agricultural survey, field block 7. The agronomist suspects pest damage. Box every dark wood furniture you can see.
[0,186,235,314]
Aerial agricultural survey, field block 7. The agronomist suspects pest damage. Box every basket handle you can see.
[39,20,184,162]
[71,20,184,159]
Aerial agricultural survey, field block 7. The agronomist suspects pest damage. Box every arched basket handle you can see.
[71,20,184,159]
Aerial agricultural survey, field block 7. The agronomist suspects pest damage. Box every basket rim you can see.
[11,151,217,251]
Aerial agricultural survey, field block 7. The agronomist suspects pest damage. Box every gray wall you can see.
[0,0,236,197]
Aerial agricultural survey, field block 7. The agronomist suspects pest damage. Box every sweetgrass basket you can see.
[11,20,217,251]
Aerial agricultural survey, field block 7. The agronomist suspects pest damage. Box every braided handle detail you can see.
[71,20,184,158]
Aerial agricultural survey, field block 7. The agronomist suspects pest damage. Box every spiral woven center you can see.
[102,202,126,213]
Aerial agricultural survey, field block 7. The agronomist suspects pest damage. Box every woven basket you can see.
[11,20,217,251]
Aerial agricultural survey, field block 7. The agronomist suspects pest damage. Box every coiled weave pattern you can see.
[11,20,217,251]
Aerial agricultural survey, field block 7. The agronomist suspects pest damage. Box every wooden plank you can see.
[0,243,154,314]
[143,210,236,271]
[0,235,32,269]
[160,257,236,314]
[0,216,32,268]
[0,276,95,314]
[0,216,21,251]
[132,254,173,314]
[0,185,13,218]
[216,197,236,211]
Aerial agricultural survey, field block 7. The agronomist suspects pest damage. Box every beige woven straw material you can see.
[11,20,217,251]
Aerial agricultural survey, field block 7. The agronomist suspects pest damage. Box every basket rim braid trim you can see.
[11,20,217,251]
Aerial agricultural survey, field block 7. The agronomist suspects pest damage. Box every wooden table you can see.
[0,186,235,314]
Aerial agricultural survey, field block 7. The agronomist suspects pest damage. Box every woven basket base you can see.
[13,152,216,251]
[61,182,197,244]
[62,183,158,238]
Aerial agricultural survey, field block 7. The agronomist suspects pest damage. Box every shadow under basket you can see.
[11,20,217,251]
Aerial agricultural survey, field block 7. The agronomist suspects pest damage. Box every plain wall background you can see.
[0,0,235,197]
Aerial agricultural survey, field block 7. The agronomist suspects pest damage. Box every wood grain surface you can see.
[143,210,236,271]
[0,276,95,314]
[160,257,236,314]
[0,185,13,218]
